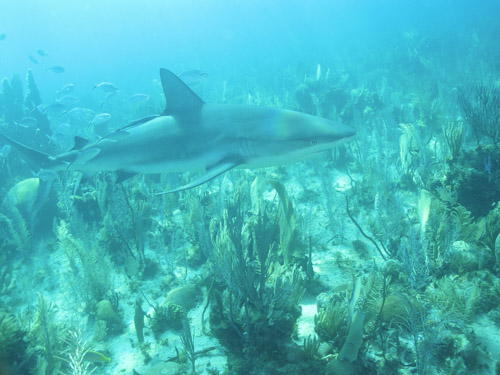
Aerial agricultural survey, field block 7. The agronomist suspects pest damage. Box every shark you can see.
[0,68,356,194]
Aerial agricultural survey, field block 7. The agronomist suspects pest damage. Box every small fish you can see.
[93,82,118,92]
[47,102,68,112]
[82,350,110,363]
[37,49,48,57]
[92,113,112,125]
[128,93,150,103]
[0,33,6,41]
[58,83,75,96]
[177,69,208,86]
[1,144,11,157]
[46,66,65,74]
[56,95,79,106]
[66,108,95,121]
[36,170,58,182]
[100,90,119,110]
[29,56,40,64]
[55,123,72,135]
[19,117,38,128]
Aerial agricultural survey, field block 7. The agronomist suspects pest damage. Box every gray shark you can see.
[1,69,356,193]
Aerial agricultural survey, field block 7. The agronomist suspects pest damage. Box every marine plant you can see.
[442,120,464,161]
[180,318,196,374]
[302,334,320,360]
[58,330,96,375]
[0,310,28,368]
[481,207,500,267]
[314,300,347,347]
[458,84,500,145]
[0,256,14,296]
[57,220,112,312]
[208,179,305,358]
[0,201,31,255]
[27,294,66,375]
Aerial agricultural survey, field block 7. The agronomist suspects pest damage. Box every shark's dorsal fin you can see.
[160,68,204,116]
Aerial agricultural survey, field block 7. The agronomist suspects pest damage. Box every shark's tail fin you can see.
[0,132,60,172]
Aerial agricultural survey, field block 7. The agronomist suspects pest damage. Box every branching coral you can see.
[442,120,464,161]
[59,330,97,375]
[314,300,347,345]
[27,294,66,374]
[57,220,112,311]
[209,179,305,353]
[0,311,27,366]
[0,202,30,256]
[458,84,500,145]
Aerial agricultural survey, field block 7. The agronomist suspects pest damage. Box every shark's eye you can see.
[311,140,318,146]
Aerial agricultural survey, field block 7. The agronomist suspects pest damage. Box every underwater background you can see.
[1,0,500,374]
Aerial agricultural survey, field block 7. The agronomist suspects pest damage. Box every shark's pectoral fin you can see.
[155,161,239,195]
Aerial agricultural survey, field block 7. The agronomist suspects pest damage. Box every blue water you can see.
[2,1,500,374]
[2,0,497,101]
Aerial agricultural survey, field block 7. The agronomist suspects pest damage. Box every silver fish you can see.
[93,82,118,92]
[128,94,150,103]
[177,69,208,86]
[56,95,80,106]
[66,108,95,121]
[92,113,112,125]
[19,117,38,128]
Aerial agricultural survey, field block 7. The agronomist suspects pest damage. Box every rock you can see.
[143,362,182,375]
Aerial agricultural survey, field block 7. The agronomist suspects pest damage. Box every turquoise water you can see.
[1,1,500,374]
